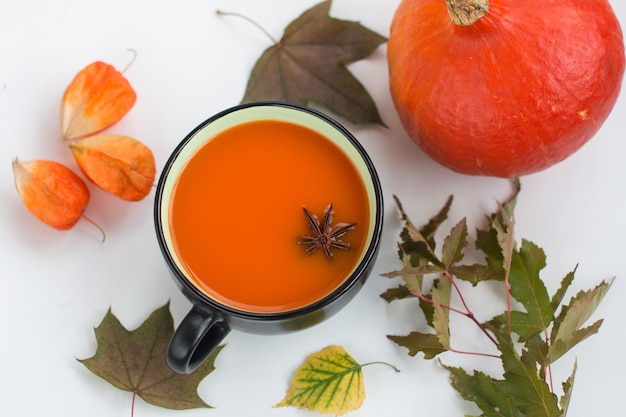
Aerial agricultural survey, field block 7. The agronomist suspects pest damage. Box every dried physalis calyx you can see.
[69,134,156,201]
[12,157,104,240]
[61,61,137,140]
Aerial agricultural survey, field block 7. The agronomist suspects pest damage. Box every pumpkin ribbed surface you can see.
[388,0,625,177]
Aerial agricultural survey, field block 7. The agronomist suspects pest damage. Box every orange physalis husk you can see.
[12,157,90,231]
[68,134,156,201]
[61,61,137,140]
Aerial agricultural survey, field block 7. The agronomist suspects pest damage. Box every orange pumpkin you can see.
[388,0,625,177]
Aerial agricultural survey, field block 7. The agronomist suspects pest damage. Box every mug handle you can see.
[166,303,230,374]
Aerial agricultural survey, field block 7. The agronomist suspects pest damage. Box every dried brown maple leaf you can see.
[232,0,387,126]
[78,302,223,411]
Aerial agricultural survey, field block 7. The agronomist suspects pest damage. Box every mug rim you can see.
[154,101,384,321]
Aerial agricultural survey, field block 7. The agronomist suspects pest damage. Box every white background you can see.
[1,0,624,416]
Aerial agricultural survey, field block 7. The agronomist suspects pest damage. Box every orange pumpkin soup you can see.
[169,119,370,313]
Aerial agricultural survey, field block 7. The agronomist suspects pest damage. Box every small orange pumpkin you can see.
[388,0,625,177]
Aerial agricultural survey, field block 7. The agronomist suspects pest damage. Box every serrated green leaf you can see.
[432,276,452,350]
[79,303,222,410]
[383,252,433,298]
[547,279,612,364]
[450,263,503,286]
[420,295,436,327]
[443,364,525,417]
[475,227,506,276]
[488,310,550,342]
[500,216,515,284]
[496,330,562,417]
[548,320,603,366]
[522,335,549,380]
[240,0,387,126]
[560,361,577,416]
[551,280,612,344]
[475,179,520,279]
[442,218,468,269]
[420,195,454,245]
[387,332,446,359]
[550,267,577,315]
[395,194,451,264]
[383,179,612,417]
[381,263,446,280]
[404,227,443,267]
[275,345,365,415]
[499,178,521,220]
[507,239,553,341]
[379,284,413,303]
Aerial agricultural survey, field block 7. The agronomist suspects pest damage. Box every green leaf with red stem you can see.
[521,335,549,380]
[547,279,613,364]
[387,332,446,359]
[441,218,468,269]
[383,180,612,416]
[443,364,525,417]
[379,284,414,303]
[550,267,576,315]
[432,276,452,350]
[450,262,503,286]
[560,361,577,415]
[506,239,553,341]
[495,329,561,417]
[417,194,454,248]
[475,227,507,279]
[395,194,450,266]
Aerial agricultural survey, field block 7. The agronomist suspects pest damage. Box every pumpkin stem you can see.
[445,0,489,26]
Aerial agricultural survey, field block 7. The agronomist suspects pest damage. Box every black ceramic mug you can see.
[154,102,383,374]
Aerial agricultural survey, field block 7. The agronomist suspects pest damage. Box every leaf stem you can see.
[444,270,498,346]
[413,288,468,317]
[465,310,498,346]
[81,214,106,243]
[131,391,136,417]
[122,48,138,74]
[413,280,499,348]
[360,361,401,373]
[445,271,472,315]
[449,347,499,358]
[216,10,280,46]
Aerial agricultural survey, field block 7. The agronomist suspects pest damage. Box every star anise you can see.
[298,203,356,259]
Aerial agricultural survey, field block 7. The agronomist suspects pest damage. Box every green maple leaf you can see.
[275,345,398,415]
[441,218,468,269]
[501,239,554,341]
[383,180,613,417]
[560,361,577,415]
[550,267,576,315]
[78,302,223,410]
[469,180,520,286]
[496,330,562,417]
[387,332,446,359]
[442,330,564,417]
[395,194,452,263]
[379,284,414,303]
[240,0,387,125]
[449,262,503,285]
[443,364,524,417]
[432,274,452,350]
[547,280,613,364]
